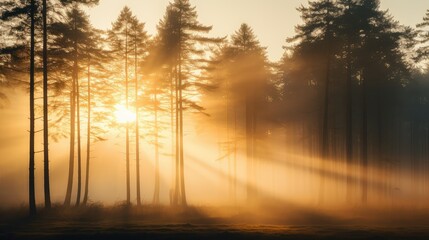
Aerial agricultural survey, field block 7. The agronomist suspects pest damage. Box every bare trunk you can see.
[125,24,130,205]
[135,38,141,206]
[233,108,237,204]
[153,91,160,205]
[75,73,82,206]
[179,55,187,206]
[82,60,90,205]
[42,0,51,209]
[345,43,352,201]
[173,65,180,206]
[64,15,78,206]
[226,88,232,201]
[170,69,175,205]
[361,74,368,203]
[29,0,36,216]
[319,29,331,204]
[246,95,253,202]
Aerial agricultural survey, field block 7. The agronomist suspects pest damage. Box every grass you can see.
[1,203,429,239]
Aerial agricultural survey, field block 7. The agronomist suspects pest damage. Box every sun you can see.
[114,104,135,123]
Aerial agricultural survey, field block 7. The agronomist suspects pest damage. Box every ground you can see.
[1,203,429,239]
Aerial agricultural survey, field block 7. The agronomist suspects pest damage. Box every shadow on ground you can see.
[1,201,429,240]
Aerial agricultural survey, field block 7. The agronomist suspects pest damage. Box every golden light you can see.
[114,104,135,123]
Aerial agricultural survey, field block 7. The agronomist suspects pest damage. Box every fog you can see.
[1,90,428,214]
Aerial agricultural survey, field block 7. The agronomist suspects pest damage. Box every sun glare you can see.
[114,104,135,123]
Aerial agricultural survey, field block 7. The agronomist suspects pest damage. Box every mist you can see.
[1,0,429,239]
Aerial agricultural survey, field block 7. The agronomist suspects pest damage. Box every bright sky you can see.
[87,0,429,61]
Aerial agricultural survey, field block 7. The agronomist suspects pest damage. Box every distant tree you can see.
[283,0,413,204]
[349,0,412,202]
[289,0,341,202]
[202,23,274,202]
[230,23,272,201]
[143,39,167,205]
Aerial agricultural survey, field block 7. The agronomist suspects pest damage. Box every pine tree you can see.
[50,5,94,207]
[29,0,37,216]
[157,0,220,206]
[290,0,341,202]
[81,27,110,206]
[416,9,429,62]
[109,7,146,205]
[0,0,37,215]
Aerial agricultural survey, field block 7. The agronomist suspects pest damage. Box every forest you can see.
[1,0,429,239]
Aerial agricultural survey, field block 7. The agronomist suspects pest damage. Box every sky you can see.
[86,0,429,62]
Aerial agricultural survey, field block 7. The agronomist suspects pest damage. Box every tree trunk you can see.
[345,43,352,201]
[361,74,368,203]
[82,59,91,206]
[153,91,160,205]
[135,39,141,206]
[125,24,131,206]
[64,14,78,207]
[29,0,36,216]
[173,65,180,206]
[319,26,332,204]
[75,72,82,206]
[42,0,51,209]
[170,69,175,205]
[246,95,254,202]
[179,53,187,206]
[233,107,237,204]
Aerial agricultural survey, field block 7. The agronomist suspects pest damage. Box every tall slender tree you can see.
[29,0,37,216]
[53,5,95,206]
[109,7,146,205]
[129,17,147,206]
[42,0,51,209]
[159,0,220,206]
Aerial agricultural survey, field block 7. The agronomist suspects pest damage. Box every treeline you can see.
[1,0,429,215]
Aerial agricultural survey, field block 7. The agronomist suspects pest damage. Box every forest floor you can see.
[1,201,429,239]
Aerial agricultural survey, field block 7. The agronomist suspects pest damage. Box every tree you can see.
[109,6,146,205]
[42,0,51,209]
[202,23,274,202]
[143,40,167,205]
[0,0,37,215]
[130,17,147,206]
[29,0,37,216]
[352,0,412,202]
[51,5,95,207]
[289,0,341,202]
[156,0,220,206]
[230,23,272,201]
[81,27,111,206]
[282,0,413,204]
[416,9,429,63]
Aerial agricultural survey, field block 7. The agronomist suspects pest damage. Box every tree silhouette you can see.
[289,0,341,202]
[130,16,147,206]
[108,6,146,205]
[50,4,99,207]
[416,9,429,63]
[157,0,220,206]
